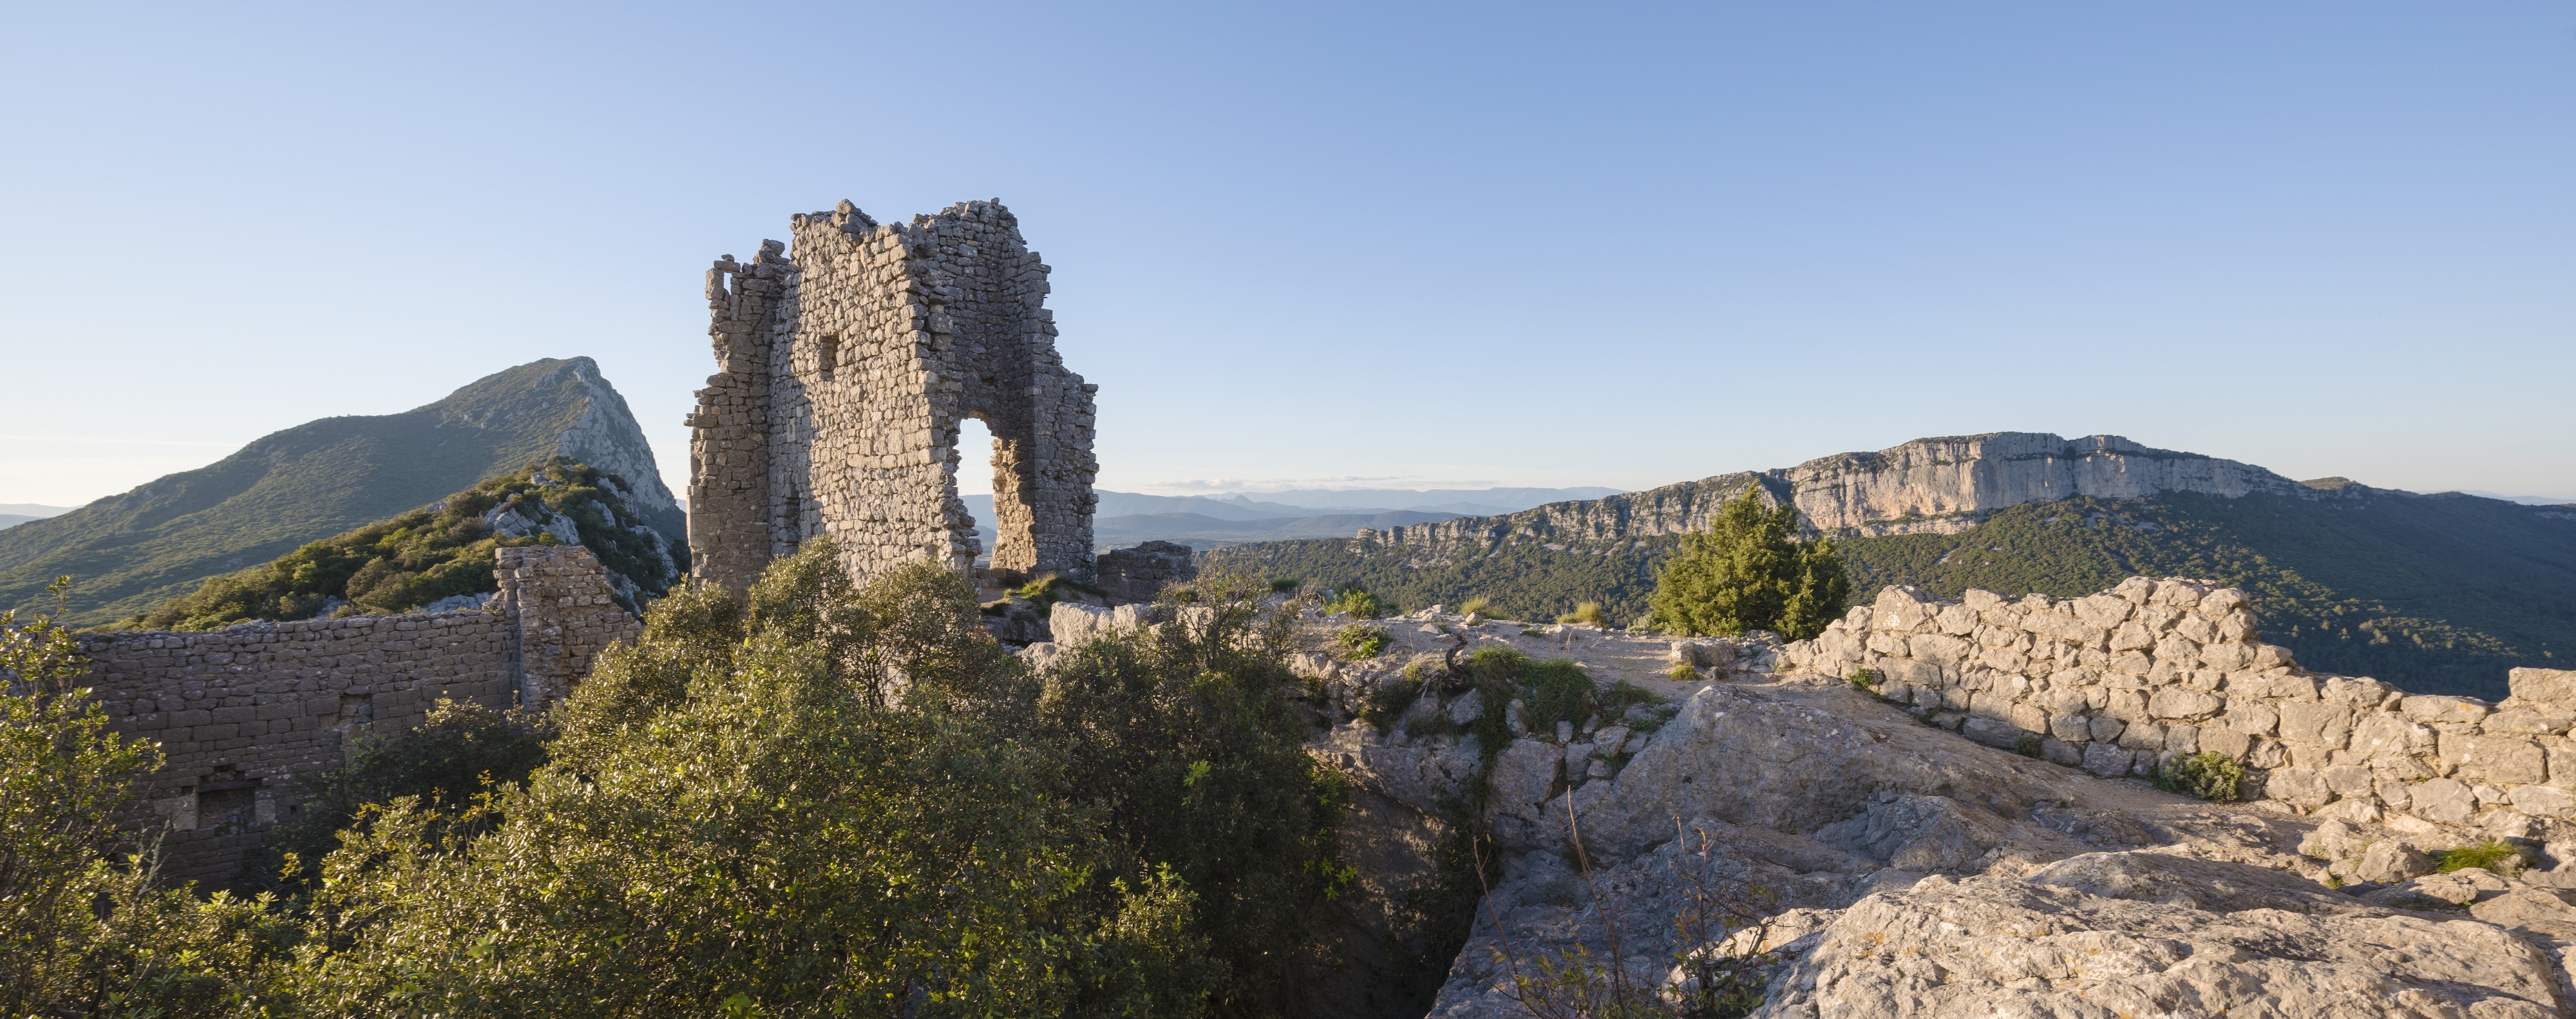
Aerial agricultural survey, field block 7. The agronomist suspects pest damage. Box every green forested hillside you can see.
[128,459,680,630]
[1207,490,2576,699]
[0,357,682,625]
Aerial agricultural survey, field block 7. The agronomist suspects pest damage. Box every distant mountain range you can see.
[0,358,680,625]
[1207,433,2576,700]
[961,486,1620,553]
[0,504,72,532]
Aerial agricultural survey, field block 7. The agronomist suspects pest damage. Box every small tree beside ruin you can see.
[1647,488,1849,642]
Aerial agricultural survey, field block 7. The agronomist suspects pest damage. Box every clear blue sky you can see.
[4,2,2571,508]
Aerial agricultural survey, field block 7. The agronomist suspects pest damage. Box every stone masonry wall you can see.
[690,199,1099,593]
[76,546,636,888]
[1778,578,2576,844]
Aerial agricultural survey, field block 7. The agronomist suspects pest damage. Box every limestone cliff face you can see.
[1359,433,2298,549]
[1783,432,2298,535]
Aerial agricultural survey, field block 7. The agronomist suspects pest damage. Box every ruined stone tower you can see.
[687,199,1099,591]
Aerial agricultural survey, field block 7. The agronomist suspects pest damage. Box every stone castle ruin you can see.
[688,199,1101,591]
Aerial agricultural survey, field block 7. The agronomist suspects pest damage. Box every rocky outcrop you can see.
[1349,433,2299,553]
[1258,589,2576,1018]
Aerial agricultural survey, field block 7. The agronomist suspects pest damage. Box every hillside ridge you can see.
[0,357,677,624]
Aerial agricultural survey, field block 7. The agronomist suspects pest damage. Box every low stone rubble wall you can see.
[1777,578,2576,844]
[77,546,639,888]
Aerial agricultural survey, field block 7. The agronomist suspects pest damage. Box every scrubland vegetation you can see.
[3,541,1340,1018]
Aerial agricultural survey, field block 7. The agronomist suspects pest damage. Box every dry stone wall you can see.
[1778,578,2576,844]
[76,546,637,887]
[690,199,1099,593]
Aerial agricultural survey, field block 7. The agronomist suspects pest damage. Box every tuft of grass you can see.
[1458,595,1494,618]
[1667,661,1698,681]
[2431,837,2523,875]
[1556,602,1604,625]
[1009,572,1102,613]
[1325,586,1391,619]
[2013,734,2044,759]
[1846,667,1882,692]
[1335,624,1391,660]
[2153,751,2246,802]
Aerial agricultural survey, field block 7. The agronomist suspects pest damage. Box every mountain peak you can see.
[0,358,679,624]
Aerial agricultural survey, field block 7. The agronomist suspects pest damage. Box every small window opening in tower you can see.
[817,334,840,381]
[958,416,996,569]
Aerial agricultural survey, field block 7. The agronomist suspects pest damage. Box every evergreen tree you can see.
[1647,488,1850,640]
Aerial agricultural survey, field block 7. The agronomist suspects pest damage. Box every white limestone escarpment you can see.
[1351,432,2300,553]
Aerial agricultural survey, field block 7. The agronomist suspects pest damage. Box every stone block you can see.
[2148,688,2222,721]
[2483,707,2574,737]
[2402,696,2490,726]
[2266,767,2331,806]
[2412,777,2477,825]
[2276,703,2354,749]
[2220,701,2278,736]
[2510,668,2576,710]
[2081,742,2134,777]
[2440,733,2548,786]
[2510,785,2576,819]
[2199,727,2251,760]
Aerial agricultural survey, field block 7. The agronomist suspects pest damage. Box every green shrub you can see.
[2432,837,2524,875]
[1847,667,1882,692]
[1645,487,1850,641]
[2014,734,2044,758]
[1268,576,1303,593]
[1325,586,1390,619]
[1336,624,1392,660]
[2161,751,2247,802]
[1458,595,1494,618]
[1668,661,1699,681]
[1364,676,1426,732]
[252,698,549,895]
[2,607,301,1015]
[1036,573,1347,1013]
[1555,602,1604,625]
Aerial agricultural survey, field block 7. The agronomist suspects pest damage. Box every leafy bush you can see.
[252,699,549,895]
[1556,602,1605,626]
[1846,667,1882,692]
[1267,576,1302,593]
[2161,751,2247,802]
[129,457,679,630]
[1034,573,1348,1015]
[1648,488,1850,641]
[1336,624,1392,660]
[2432,837,2524,875]
[2,607,299,1016]
[282,542,1219,1016]
[1668,661,1698,681]
[1325,586,1390,619]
